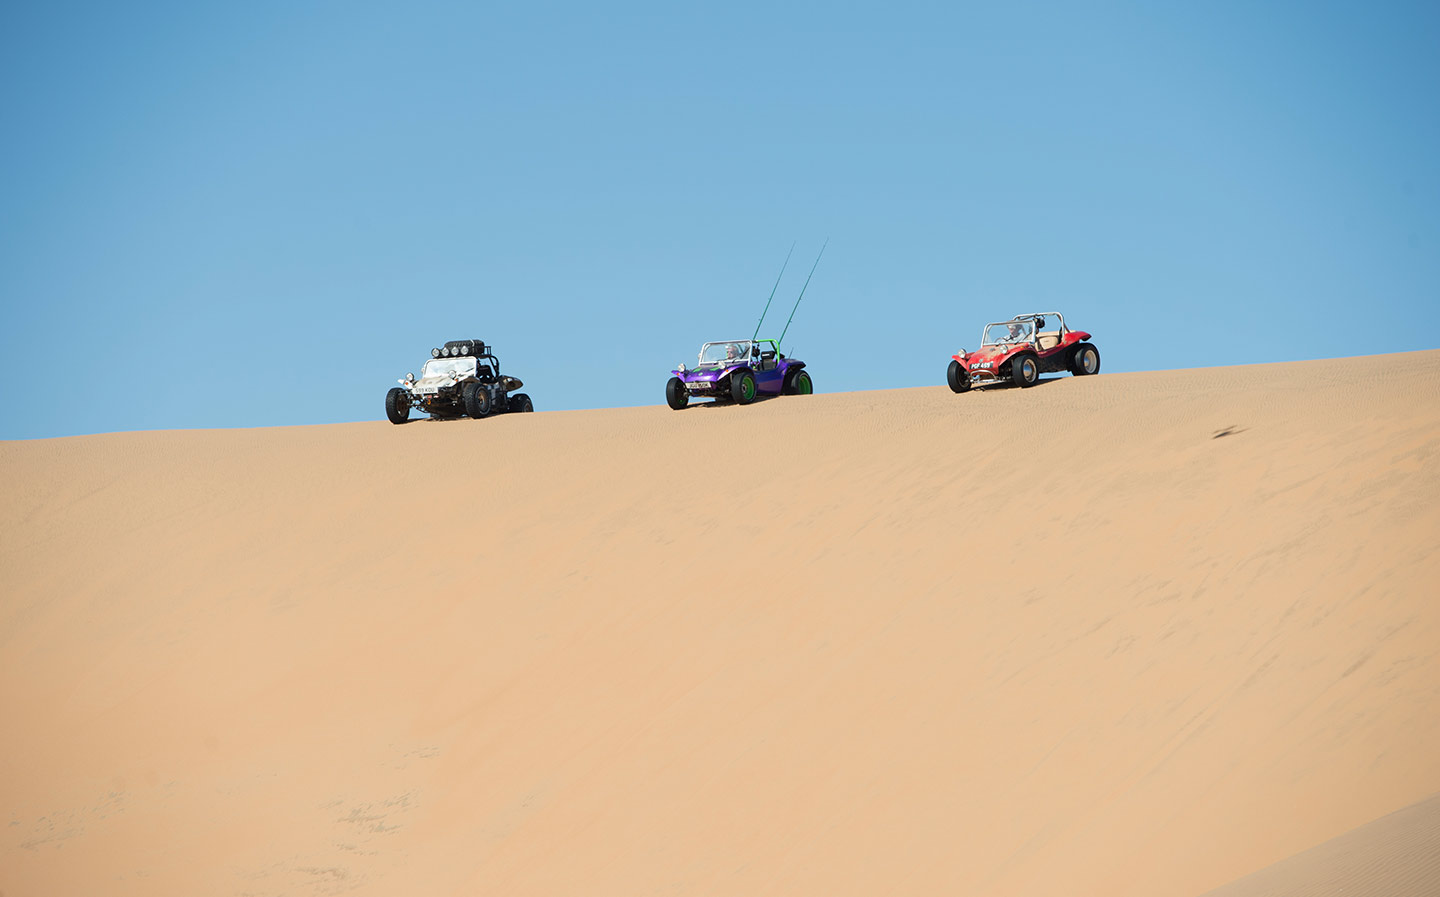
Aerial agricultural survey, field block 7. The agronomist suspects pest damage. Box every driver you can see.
[725,343,741,360]
[1003,322,1029,343]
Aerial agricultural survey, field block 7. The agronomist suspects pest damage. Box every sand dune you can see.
[1202,793,1440,897]
[2,351,1438,896]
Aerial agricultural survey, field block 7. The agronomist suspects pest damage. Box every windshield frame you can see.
[981,320,1037,347]
[697,340,756,367]
[979,313,1070,348]
[420,356,478,379]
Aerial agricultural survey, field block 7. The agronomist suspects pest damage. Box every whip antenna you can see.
[777,238,827,349]
[752,242,796,342]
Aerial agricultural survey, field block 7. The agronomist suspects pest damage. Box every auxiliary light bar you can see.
[431,340,488,359]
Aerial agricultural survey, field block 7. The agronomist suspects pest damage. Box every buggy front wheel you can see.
[665,377,689,410]
[1011,354,1039,388]
[385,387,411,424]
[731,370,758,405]
[947,360,970,393]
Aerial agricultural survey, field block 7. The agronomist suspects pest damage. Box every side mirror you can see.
[406,372,415,382]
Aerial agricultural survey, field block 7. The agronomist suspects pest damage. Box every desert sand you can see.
[1201,793,1440,897]
[2,350,1438,896]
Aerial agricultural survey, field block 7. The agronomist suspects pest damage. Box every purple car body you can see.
[665,339,813,409]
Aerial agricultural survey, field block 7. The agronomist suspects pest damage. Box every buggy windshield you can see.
[698,340,753,367]
[982,320,1036,346]
[420,357,477,379]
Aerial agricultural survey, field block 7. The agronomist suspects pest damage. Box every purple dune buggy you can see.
[665,339,813,410]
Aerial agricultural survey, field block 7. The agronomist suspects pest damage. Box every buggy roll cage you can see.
[980,312,1068,347]
[430,340,501,378]
[698,339,781,365]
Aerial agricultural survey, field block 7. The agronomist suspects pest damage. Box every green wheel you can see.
[731,370,758,405]
[666,377,688,410]
[791,370,813,395]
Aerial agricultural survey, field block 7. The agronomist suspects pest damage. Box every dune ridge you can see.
[1201,792,1440,897]
[2,351,1439,896]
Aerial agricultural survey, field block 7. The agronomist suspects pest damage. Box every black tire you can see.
[666,377,689,410]
[731,369,758,405]
[1071,343,1101,376]
[786,369,813,396]
[385,387,410,424]
[463,382,492,418]
[947,360,970,393]
[510,393,534,413]
[1011,353,1039,388]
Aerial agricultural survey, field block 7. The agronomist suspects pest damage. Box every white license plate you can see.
[688,381,712,390]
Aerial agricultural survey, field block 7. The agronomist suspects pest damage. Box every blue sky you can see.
[2,1,1436,439]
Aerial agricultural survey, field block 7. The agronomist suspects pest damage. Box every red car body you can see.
[948,312,1100,391]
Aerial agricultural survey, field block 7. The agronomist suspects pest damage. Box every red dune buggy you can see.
[948,312,1099,392]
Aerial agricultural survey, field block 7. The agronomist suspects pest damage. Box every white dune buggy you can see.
[386,339,533,424]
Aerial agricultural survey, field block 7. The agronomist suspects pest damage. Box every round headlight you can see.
[448,346,457,356]
[431,348,441,358]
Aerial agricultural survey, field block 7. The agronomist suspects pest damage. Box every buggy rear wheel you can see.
[784,369,812,395]
[463,382,492,418]
[509,393,533,413]
[1071,343,1100,376]
[947,360,970,393]
[731,370,758,405]
[385,387,410,424]
[665,377,689,410]
[1011,353,1039,388]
